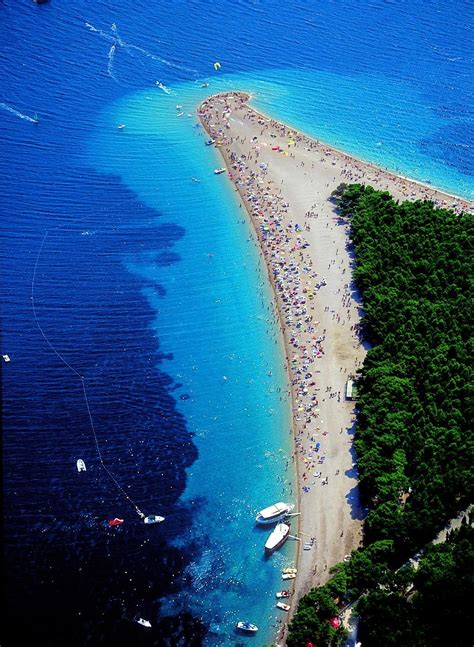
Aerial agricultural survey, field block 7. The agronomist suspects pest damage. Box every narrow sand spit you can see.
[197,92,473,643]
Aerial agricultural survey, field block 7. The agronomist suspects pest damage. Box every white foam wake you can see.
[107,44,117,80]
[0,102,36,122]
[155,81,172,95]
[84,21,198,77]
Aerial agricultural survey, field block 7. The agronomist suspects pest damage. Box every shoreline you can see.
[242,92,473,207]
[197,91,473,645]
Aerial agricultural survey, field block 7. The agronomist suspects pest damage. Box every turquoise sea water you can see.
[87,88,294,642]
[2,1,473,645]
[85,64,472,639]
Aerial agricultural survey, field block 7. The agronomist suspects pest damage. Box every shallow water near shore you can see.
[2,1,473,645]
[87,86,296,643]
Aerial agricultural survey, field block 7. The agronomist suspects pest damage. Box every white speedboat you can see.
[214,168,226,175]
[236,621,258,633]
[136,617,151,628]
[76,459,86,472]
[265,523,290,553]
[256,502,294,525]
[276,602,290,612]
[144,514,165,525]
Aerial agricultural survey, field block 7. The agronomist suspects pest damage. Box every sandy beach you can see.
[197,92,473,643]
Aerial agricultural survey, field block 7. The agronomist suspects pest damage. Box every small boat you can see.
[205,139,215,146]
[3,354,11,362]
[117,124,126,129]
[201,82,209,88]
[256,502,294,525]
[176,104,183,109]
[276,590,291,599]
[136,618,151,628]
[282,567,297,574]
[276,602,290,612]
[108,518,124,526]
[236,621,258,633]
[144,514,165,525]
[282,573,296,580]
[214,168,226,175]
[265,523,290,553]
[76,459,86,472]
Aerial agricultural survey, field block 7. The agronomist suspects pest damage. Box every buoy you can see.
[213,62,221,70]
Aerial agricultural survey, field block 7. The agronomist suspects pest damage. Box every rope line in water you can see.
[32,232,83,379]
[81,379,144,518]
[31,230,145,519]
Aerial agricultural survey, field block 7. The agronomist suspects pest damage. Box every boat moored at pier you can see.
[255,501,294,525]
[264,522,290,553]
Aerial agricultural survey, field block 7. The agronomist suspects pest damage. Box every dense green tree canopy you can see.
[288,186,473,646]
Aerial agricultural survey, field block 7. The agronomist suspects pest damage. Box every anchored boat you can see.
[236,621,258,633]
[136,618,151,628]
[214,168,226,175]
[144,514,165,525]
[265,523,290,553]
[256,501,294,525]
[76,459,86,472]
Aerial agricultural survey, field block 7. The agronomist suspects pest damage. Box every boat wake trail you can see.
[0,102,36,122]
[85,21,199,79]
[156,81,172,95]
[107,44,117,81]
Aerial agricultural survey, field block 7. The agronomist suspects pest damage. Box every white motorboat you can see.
[136,617,151,628]
[236,621,258,633]
[276,602,290,612]
[256,502,294,525]
[265,523,290,553]
[214,168,226,175]
[282,572,296,580]
[144,514,165,525]
[76,459,86,472]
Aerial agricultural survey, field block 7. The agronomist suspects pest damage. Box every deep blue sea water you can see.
[1,1,473,646]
